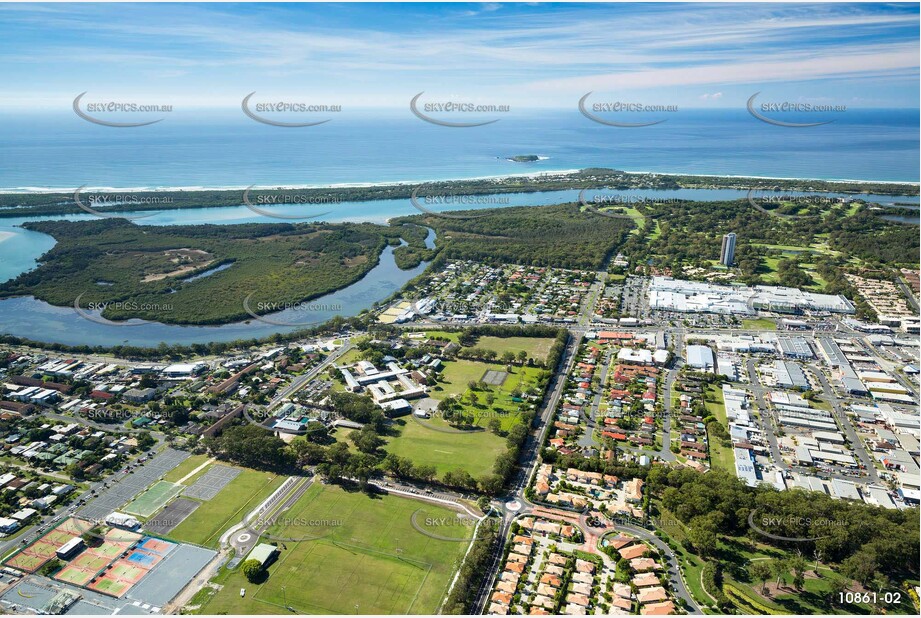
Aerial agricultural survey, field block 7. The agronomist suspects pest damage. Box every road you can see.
[810,367,880,483]
[745,358,787,467]
[267,339,351,410]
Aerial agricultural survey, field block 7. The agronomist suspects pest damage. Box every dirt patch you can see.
[140,248,214,282]
[143,260,214,282]
[343,255,369,267]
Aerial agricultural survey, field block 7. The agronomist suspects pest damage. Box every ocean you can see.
[0,106,917,346]
[0,108,917,191]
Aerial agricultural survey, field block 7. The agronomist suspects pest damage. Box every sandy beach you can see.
[0,167,916,196]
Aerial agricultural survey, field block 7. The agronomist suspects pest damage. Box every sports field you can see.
[167,469,285,547]
[123,481,184,517]
[472,335,555,364]
[383,358,545,479]
[385,416,506,478]
[196,484,471,615]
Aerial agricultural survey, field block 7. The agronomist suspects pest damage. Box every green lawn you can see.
[704,385,735,474]
[473,336,554,364]
[741,318,776,331]
[162,454,210,483]
[419,330,462,343]
[384,416,507,479]
[383,358,543,478]
[167,468,285,547]
[195,483,471,615]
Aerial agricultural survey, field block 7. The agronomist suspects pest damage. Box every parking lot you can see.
[182,465,240,501]
[78,449,189,522]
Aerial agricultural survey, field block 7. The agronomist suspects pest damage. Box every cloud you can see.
[699,92,724,100]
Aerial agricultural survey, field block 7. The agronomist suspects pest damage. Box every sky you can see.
[1,2,918,111]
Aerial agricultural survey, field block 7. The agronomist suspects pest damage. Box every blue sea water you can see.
[0,107,917,346]
[0,108,917,190]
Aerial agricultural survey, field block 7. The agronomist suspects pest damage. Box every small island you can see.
[506,154,542,162]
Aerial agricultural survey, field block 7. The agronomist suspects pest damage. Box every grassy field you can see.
[162,454,210,483]
[419,330,462,343]
[472,336,554,364]
[430,359,543,402]
[382,358,543,478]
[195,483,471,615]
[385,416,507,478]
[167,469,285,547]
[704,385,735,474]
[740,318,776,331]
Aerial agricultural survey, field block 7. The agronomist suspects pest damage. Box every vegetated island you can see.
[0,168,915,219]
[0,218,433,325]
[506,154,542,162]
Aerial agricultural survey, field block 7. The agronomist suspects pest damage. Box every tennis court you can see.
[86,540,126,560]
[87,576,131,598]
[71,551,112,572]
[88,559,149,598]
[54,564,97,587]
[182,464,240,500]
[123,481,183,517]
[125,550,160,569]
[54,518,91,538]
[3,518,86,573]
[481,369,509,386]
[103,527,142,545]
[4,547,50,573]
[137,537,176,557]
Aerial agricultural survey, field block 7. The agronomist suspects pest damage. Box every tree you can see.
[829,578,849,606]
[241,559,264,583]
[749,561,772,594]
[350,426,384,454]
[789,554,808,590]
[478,474,504,496]
[688,520,717,558]
[841,552,877,586]
[487,418,502,435]
[771,558,788,591]
[444,468,477,490]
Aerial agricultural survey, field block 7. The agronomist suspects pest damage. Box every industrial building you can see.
[777,337,814,359]
[773,360,810,390]
[686,345,715,371]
